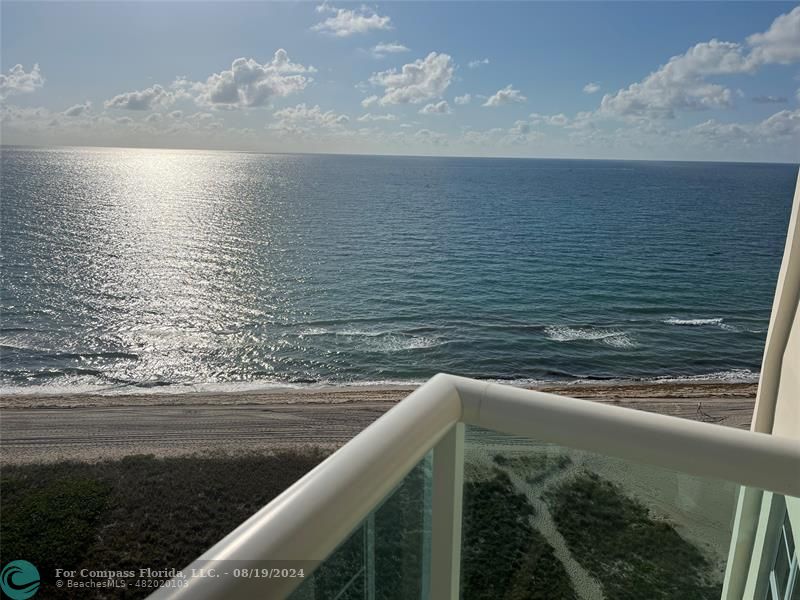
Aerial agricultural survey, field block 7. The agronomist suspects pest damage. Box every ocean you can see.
[0,146,796,395]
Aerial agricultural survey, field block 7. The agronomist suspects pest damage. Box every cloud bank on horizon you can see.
[1,2,799,162]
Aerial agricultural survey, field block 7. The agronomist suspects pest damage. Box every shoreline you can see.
[0,380,758,408]
[0,381,756,465]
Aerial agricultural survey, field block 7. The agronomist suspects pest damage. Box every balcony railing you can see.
[150,373,800,600]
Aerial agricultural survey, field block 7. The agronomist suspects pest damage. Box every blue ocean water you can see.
[0,146,796,394]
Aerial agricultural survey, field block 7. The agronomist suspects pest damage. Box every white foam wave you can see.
[649,368,759,384]
[297,327,442,351]
[0,368,761,399]
[297,327,329,336]
[663,317,723,326]
[297,327,386,338]
[371,335,441,352]
[544,326,636,348]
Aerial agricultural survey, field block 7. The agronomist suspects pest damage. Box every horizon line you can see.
[1,142,798,167]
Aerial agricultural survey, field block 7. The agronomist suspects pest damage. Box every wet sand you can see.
[0,382,756,464]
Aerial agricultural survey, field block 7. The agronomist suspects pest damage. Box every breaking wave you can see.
[543,326,636,348]
[663,317,723,326]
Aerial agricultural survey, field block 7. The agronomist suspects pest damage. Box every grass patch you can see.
[2,476,111,575]
[493,452,573,485]
[461,469,577,600]
[1,451,327,598]
[546,471,721,600]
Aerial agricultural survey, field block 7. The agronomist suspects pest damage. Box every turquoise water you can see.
[0,147,796,394]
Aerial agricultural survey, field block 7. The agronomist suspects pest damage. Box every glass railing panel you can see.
[290,452,431,600]
[460,425,745,600]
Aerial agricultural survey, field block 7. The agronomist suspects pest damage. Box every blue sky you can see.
[1,1,799,162]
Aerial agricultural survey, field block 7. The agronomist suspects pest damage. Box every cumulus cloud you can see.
[357,112,397,121]
[600,7,800,119]
[1,100,237,144]
[468,58,490,69]
[599,40,749,118]
[583,82,601,94]
[530,112,569,126]
[687,108,799,150]
[163,111,224,132]
[105,84,172,111]
[63,101,91,117]
[313,3,391,37]
[189,50,315,109]
[413,128,447,145]
[755,107,800,138]
[372,42,409,58]
[0,104,53,127]
[746,7,800,66]
[271,103,349,132]
[368,52,454,105]
[0,64,44,99]
[419,100,451,115]
[454,94,472,105]
[361,95,380,108]
[483,85,527,107]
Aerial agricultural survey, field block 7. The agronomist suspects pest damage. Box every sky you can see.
[1,1,799,162]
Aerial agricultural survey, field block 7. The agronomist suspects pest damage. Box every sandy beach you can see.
[0,381,756,465]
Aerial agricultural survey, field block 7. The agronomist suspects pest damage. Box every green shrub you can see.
[461,470,577,600]
[546,472,721,600]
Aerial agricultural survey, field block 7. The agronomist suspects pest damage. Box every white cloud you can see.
[165,111,224,132]
[483,85,527,107]
[313,3,391,37]
[755,108,800,138]
[271,103,349,132]
[361,95,380,108]
[600,7,800,120]
[419,100,451,115]
[369,52,454,105]
[358,112,397,121]
[599,40,748,119]
[565,111,597,131]
[413,128,447,145]
[372,42,410,58]
[746,6,800,66]
[583,82,601,94]
[454,94,472,105]
[190,50,315,109]
[530,112,570,126]
[689,108,800,146]
[145,113,162,124]
[468,58,490,69]
[0,64,44,99]
[0,104,54,128]
[105,84,172,111]
[63,101,91,117]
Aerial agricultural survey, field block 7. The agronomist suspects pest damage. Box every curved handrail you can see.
[151,373,800,600]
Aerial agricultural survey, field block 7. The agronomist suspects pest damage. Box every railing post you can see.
[365,512,376,600]
[429,422,465,600]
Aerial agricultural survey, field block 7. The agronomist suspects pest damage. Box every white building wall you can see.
[724,170,800,600]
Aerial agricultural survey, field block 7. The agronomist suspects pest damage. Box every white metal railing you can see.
[150,373,800,600]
